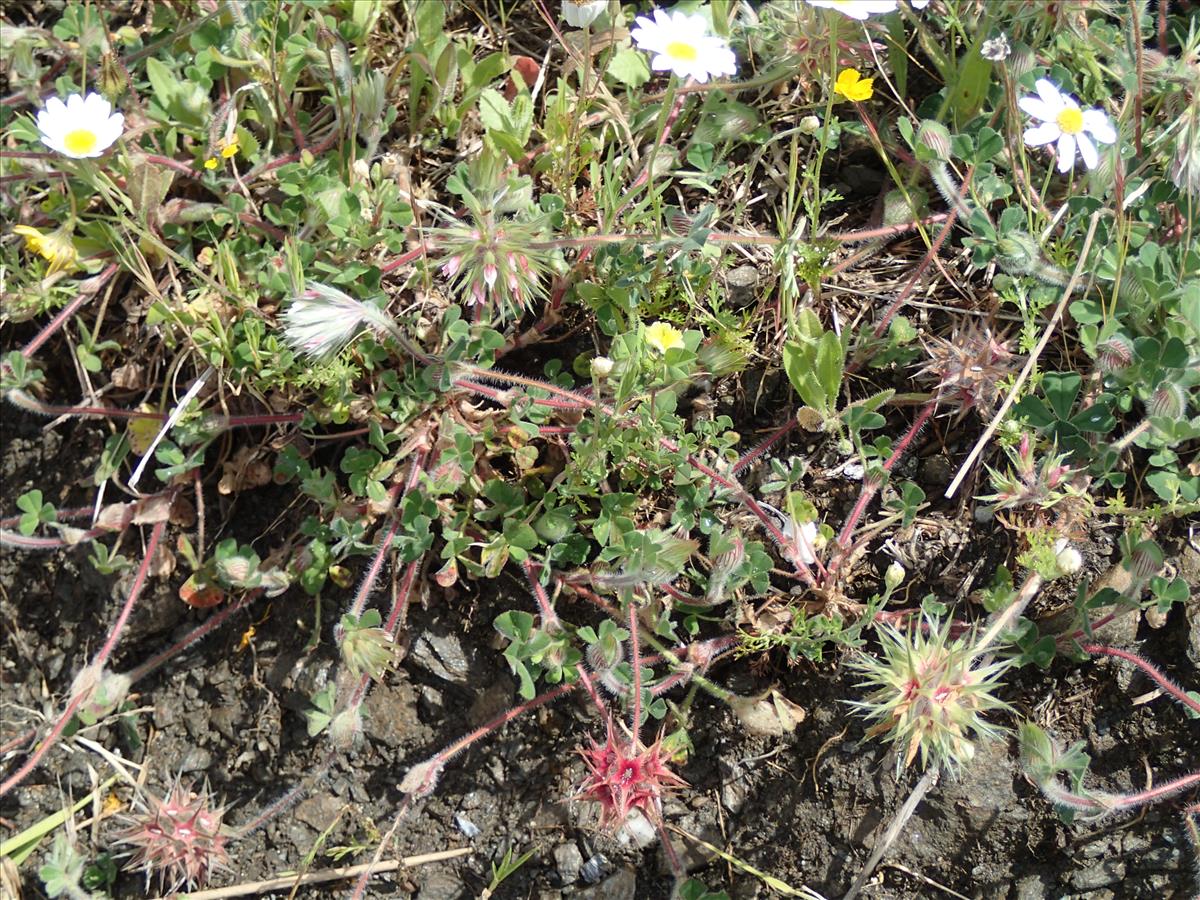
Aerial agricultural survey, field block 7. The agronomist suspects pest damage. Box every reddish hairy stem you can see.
[831,399,937,562]
[1043,770,1200,813]
[629,599,643,736]
[1080,643,1200,716]
[346,449,427,620]
[126,590,261,685]
[0,519,167,798]
[0,526,114,550]
[522,559,562,630]
[379,243,431,274]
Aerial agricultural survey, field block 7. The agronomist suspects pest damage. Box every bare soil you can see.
[2,392,1198,900]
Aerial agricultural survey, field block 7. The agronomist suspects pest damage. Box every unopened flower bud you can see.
[216,554,255,585]
[885,561,906,591]
[1148,382,1186,419]
[99,52,129,100]
[799,115,821,135]
[996,231,1040,276]
[1129,540,1163,581]
[1006,43,1035,80]
[1053,543,1083,577]
[916,120,953,163]
[1095,334,1133,374]
[590,356,614,378]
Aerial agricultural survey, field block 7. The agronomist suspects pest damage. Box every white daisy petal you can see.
[804,0,900,19]
[1024,122,1061,146]
[1056,132,1077,173]
[1018,98,1056,121]
[1035,78,1066,114]
[1082,109,1117,144]
[1076,132,1098,170]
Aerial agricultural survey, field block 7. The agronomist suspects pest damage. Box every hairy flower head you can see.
[431,183,557,320]
[917,324,1018,420]
[577,722,686,830]
[114,778,230,893]
[848,616,1012,774]
[281,282,400,361]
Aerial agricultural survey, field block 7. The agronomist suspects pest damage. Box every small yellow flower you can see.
[220,141,239,159]
[645,321,685,354]
[12,224,80,274]
[203,157,219,170]
[834,68,874,102]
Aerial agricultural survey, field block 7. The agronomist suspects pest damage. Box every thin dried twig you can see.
[166,847,471,900]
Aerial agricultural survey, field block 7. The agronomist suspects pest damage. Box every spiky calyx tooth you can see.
[115,779,230,892]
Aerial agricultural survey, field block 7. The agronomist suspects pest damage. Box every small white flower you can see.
[909,0,931,8]
[562,0,606,28]
[36,92,124,159]
[759,501,821,566]
[803,0,900,20]
[981,34,1011,61]
[1019,78,1117,174]
[1053,538,1083,577]
[590,356,614,377]
[630,9,736,84]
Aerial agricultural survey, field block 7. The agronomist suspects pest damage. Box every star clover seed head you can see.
[847,615,1012,774]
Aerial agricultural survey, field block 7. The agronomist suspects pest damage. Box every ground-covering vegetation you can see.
[1,0,1198,897]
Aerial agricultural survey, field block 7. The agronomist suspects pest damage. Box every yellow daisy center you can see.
[1056,107,1083,135]
[63,129,99,155]
[666,41,698,62]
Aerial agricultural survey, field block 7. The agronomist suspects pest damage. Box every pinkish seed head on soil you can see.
[114,778,230,893]
[917,324,1019,420]
[576,722,686,831]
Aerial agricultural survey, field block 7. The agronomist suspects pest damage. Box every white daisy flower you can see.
[562,0,606,28]
[36,92,124,159]
[630,9,736,84]
[1019,78,1117,174]
[803,0,900,20]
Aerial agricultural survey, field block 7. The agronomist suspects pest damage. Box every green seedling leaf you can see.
[608,47,651,87]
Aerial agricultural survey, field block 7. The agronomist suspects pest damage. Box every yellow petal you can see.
[645,321,684,354]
